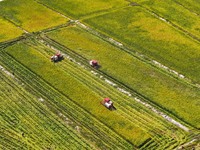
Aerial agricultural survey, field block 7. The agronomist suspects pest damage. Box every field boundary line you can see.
[34,0,130,21]
[35,0,200,44]
[38,35,190,132]
[173,0,200,16]
[79,5,130,21]
[72,21,200,89]
[0,36,26,49]
[0,22,70,49]
[3,0,199,89]
[33,0,70,20]
[32,0,200,88]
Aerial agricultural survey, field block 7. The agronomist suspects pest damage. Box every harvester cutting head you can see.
[51,51,64,62]
[101,98,115,110]
[89,60,99,68]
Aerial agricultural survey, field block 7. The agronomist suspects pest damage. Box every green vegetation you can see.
[47,26,200,128]
[0,51,135,150]
[0,68,95,149]
[170,0,200,17]
[1,39,192,149]
[3,42,149,147]
[0,0,67,32]
[0,17,23,42]
[1,0,200,149]
[83,6,200,83]
[37,0,129,19]
[132,0,200,39]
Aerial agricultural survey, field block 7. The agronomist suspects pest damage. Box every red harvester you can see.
[51,51,64,62]
[89,60,99,68]
[101,98,115,110]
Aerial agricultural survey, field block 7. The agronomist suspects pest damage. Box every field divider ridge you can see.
[71,21,200,89]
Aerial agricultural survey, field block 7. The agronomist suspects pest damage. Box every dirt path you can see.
[0,65,15,78]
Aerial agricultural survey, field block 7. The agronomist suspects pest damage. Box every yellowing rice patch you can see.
[0,17,23,42]
[0,0,68,32]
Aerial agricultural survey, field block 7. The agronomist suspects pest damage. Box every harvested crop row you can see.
[39,33,195,138]
[21,38,192,149]
[0,60,119,149]
[45,26,200,129]
[2,44,141,148]
[0,71,94,149]
[0,51,135,149]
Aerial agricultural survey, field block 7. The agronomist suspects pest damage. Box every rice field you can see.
[83,6,200,84]
[46,26,200,129]
[37,0,129,19]
[174,0,200,15]
[0,0,200,149]
[132,0,200,38]
[1,38,194,149]
[0,0,68,32]
[0,70,94,149]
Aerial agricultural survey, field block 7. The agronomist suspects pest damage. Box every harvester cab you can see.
[101,98,115,110]
[51,51,64,62]
[89,60,99,68]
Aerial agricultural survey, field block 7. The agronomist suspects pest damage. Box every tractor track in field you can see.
[1,1,199,149]
[38,35,190,132]
[172,0,200,17]
[0,72,96,149]
[0,65,16,79]
[27,39,194,149]
[32,40,189,149]
[0,52,135,150]
[0,0,198,131]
